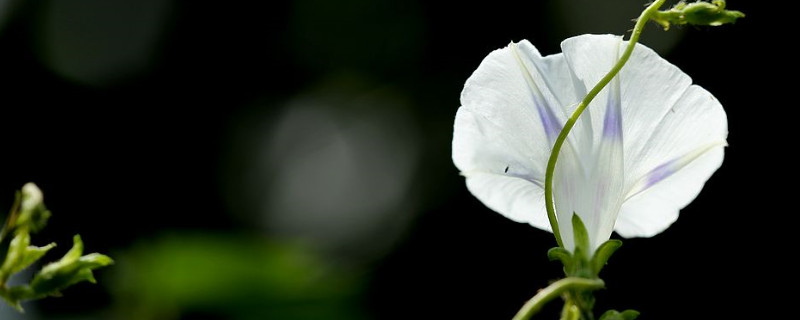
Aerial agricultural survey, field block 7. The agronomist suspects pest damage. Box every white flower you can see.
[452,34,727,252]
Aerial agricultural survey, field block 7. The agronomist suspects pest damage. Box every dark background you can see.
[0,0,785,319]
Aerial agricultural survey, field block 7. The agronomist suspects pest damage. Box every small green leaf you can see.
[592,239,622,276]
[571,213,590,257]
[600,309,640,320]
[618,310,640,320]
[0,232,56,278]
[29,235,113,297]
[600,310,620,320]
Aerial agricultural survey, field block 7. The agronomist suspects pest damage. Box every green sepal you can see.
[28,235,114,297]
[571,213,590,257]
[570,245,593,279]
[591,239,622,276]
[547,247,572,264]
[599,309,640,320]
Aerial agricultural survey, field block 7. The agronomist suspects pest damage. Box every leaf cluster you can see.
[0,183,113,311]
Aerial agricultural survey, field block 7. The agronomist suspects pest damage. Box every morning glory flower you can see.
[452,34,727,253]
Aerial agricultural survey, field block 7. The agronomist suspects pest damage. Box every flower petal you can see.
[464,172,550,230]
[555,38,626,252]
[586,62,626,251]
[453,41,580,229]
[562,35,726,238]
[553,138,588,250]
[561,34,694,174]
[615,85,727,237]
[616,147,724,237]
[453,108,545,188]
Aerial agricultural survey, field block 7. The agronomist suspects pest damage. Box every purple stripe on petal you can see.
[535,100,562,140]
[603,93,622,138]
[602,105,621,138]
[603,72,622,138]
[627,144,722,200]
[645,160,676,188]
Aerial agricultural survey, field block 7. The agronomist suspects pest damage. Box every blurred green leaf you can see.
[599,309,640,320]
[112,234,366,320]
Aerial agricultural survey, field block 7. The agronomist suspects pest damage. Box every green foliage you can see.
[652,0,745,30]
[550,214,623,279]
[0,183,113,312]
[111,234,366,320]
[0,232,55,277]
[599,309,640,320]
[29,235,113,296]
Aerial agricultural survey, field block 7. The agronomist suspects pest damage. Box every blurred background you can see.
[0,0,785,319]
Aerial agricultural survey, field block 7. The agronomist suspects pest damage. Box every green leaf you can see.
[29,235,113,297]
[110,234,365,319]
[571,213,590,257]
[600,309,640,320]
[591,239,622,276]
[0,231,56,279]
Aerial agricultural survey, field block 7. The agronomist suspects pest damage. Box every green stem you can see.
[512,277,605,320]
[544,0,666,248]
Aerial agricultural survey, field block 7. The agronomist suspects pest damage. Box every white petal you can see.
[586,58,626,251]
[616,147,724,237]
[453,40,580,230]
[562,35,726,238]
[464,172,550,231]
[453,108,545,187]
[561,34,693,173]
[560,34,626,153]
[615,85,727,237]
[555,38,626,251]
[553,139,587,251]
